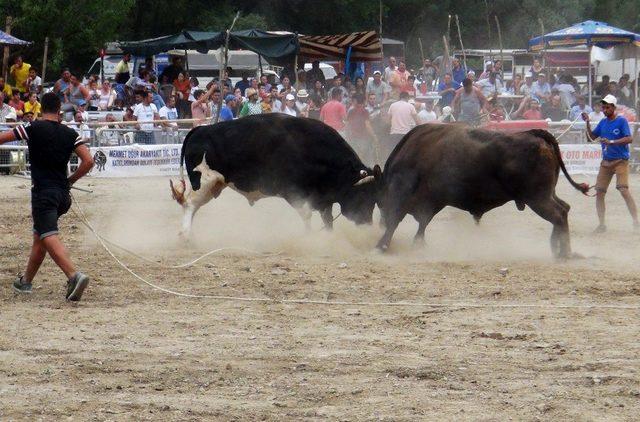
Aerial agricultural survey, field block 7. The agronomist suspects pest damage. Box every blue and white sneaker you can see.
[66,272,90,302]
[13,275,32,294]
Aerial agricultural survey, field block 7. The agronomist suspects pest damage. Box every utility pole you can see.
[2,16,13,80]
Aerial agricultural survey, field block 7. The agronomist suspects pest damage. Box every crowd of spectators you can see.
[0,52,638,153]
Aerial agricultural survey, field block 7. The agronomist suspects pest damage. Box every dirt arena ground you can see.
[1,173,640,421]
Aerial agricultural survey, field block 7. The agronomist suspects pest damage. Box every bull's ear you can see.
[373,164,382,180]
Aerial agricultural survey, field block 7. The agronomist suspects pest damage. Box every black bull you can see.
[376,124,590,258]
[170,114,381,235]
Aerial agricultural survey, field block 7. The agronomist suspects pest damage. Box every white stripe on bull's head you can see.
[354,169,375,186]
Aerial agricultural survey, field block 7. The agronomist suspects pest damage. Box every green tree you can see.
[1,0,135,80]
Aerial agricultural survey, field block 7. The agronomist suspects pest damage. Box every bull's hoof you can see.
[413,237,426,248]
[375,243,389,253]
[178,231,191,241]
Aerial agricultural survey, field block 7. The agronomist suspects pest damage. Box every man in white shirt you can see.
[384,56,397,82]
[417,100,438,123]
[475,72,503,98]
[569,95,592,121]
[158,95,179,141]
[385,92,420,160]
[555,75,577,109]
[519,72,534,97]
[133,91,159,144]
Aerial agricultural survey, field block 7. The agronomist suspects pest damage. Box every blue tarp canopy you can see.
[0,30,32,46]
[529,20,640,51]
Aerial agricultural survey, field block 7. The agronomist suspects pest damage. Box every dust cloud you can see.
[85,176,596,266]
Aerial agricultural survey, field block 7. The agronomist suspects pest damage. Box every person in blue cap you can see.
[583,94,639,233]
[220,95,236,122]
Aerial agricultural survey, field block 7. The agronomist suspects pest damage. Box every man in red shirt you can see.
[347,94,378,164]
[320,89,347,136]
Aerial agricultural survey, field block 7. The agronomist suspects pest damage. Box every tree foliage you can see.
[3,0,640,80]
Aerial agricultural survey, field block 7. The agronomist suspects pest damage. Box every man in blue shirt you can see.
[583,94,638,233]
[219,95,236,122]
[451,58,466,85]
[438,73,461,107]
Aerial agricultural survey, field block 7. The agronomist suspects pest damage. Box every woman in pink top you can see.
[191,89,210,126]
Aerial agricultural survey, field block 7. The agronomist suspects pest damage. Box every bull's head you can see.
[340,165,383,225]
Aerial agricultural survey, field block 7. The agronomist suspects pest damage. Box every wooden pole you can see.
[41,36,49,84]
[442,35,451,75]
[494,15,504,80]
[633,53,638,109]
[418,38,425,65]
[446,15,452,48]
[214,11,240,124]
[379,0,383,37]
[483,1,492,56]
[3,16,13,81]
[455,15,467,71]
[538,18,547,77]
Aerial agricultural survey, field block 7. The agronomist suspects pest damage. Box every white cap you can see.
[373,70,382,75]
[485,60,493,67]
[4,108,17,121]
[285,93,295,101]
[600,94,617,106]
[525,72,533,78]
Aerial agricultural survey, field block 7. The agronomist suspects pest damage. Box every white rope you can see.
[69,195,640,310]
[553,116,583,140]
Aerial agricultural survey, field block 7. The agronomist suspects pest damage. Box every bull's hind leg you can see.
[413,205,443,247]
[528,196,571,259]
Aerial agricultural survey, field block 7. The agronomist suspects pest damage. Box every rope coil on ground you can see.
[69,195,640,311]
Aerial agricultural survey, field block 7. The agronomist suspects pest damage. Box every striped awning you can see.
[299,31,382,62]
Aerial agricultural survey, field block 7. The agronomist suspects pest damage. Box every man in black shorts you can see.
[0,93,94,301]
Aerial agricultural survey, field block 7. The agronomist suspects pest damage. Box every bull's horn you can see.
[359,169,368,178]
[354,175,375,186]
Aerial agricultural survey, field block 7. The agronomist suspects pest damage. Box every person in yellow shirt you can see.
[9,56,31,95]
[0,77,12,97]
[24,92,42,118]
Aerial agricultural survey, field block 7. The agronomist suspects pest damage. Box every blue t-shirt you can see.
[593,115,631,160]
[219,105,234,122]
[438,81,461,106]
[452,66,466,84]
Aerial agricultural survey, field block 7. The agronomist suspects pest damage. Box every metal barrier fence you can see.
[2,119,640,174]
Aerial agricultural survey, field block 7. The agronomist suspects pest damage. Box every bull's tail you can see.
[170,127,199,205]
[527,129,591,195]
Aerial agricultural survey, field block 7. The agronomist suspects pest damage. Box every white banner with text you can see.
[558,144,602,175]
[89,144,182,178]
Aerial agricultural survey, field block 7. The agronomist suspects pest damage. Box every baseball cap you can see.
[77,99,87,106]
[5,109,17,121]
[601,94,617,106]
[285,93,295,101]
[373,70,382,76]
[224,94,236,103]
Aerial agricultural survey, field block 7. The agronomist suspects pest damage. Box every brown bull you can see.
[376,124,590,258]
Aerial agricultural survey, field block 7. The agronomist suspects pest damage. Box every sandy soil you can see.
[1,173,640,421]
